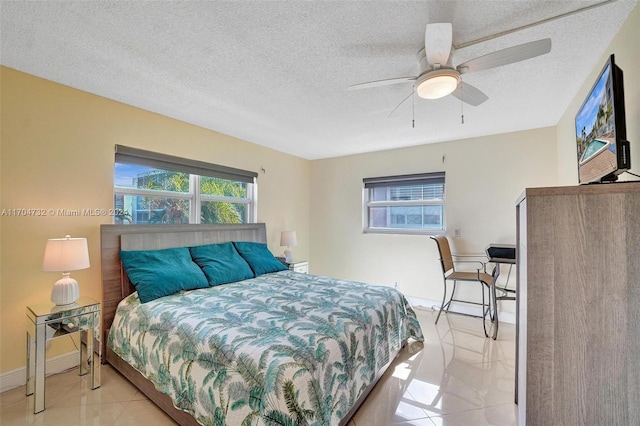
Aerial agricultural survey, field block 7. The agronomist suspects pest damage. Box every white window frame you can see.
[114,145,257,224]
[363,172,445,235]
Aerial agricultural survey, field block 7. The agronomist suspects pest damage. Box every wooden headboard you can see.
[100,223,267,359]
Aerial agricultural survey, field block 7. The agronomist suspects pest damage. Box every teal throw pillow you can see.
[233,241,288,276]
[189,242,255,285]
[120,247,208,303]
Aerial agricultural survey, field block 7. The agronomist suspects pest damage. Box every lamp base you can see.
[51,273,80,305]
[284,248,293,263]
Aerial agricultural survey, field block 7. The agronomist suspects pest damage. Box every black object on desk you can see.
[486,244,516,264]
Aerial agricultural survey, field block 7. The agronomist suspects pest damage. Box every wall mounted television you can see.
[575,54,630,184]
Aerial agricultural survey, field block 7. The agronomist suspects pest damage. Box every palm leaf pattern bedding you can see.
[108,270,424,425]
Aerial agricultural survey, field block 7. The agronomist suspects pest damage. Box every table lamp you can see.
[280,230,297,263]
[42,235,90,305]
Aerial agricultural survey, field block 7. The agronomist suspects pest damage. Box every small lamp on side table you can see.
[280,230,297,263]
[42,235,90,306]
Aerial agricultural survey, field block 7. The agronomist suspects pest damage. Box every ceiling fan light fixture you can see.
[416,69,461,99]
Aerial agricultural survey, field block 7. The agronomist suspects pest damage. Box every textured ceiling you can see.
[1,1,636,159]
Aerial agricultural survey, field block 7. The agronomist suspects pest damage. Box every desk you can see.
[486,243,516,287]
[483,245,517,340]
[26,297,101,413]
[486,244,517,392]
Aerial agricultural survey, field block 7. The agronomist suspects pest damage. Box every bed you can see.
[101,223,423,425]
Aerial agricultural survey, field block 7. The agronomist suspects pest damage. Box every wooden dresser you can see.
[516,182,640,425]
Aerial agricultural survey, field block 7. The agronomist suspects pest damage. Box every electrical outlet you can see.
[454,228,461,237]
[394,281,399,289]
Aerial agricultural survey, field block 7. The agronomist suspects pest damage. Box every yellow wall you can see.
[556,3,639,184]
[0,67,310,373]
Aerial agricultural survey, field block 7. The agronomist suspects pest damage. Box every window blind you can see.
[363,172,445,189]
[115,145,258,183]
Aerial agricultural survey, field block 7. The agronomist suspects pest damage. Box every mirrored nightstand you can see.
[288,261,309,273]
[276,258,309,273]
[26,296,101,413]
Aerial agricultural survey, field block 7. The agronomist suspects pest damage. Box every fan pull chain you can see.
[460,82,465,124]
[412,93,415,128]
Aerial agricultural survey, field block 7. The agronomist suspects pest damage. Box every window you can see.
[114,145,257,224]
[363,172,445,234]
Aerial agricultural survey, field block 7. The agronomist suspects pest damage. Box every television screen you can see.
[575,54,628,184]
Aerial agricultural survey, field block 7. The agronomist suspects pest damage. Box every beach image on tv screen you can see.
[575,62,617,183]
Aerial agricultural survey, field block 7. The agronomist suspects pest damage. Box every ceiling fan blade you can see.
[457,38,551,74]
[450,82,489,106]
[348,76,417,91]
[425,23,453,66]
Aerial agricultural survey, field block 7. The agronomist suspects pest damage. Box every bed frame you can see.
[100,223,402,425]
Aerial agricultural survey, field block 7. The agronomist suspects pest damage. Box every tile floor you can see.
[0,308,517,425]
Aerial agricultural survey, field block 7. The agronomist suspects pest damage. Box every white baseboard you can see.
[407,296,516,325]
[0,350,80,394]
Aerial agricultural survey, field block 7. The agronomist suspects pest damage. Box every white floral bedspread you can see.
[108,271,423,425]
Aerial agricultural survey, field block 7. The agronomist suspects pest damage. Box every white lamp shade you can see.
[43,235,90,305]
[280,230,297,247]
[43,236,90,272]
[280,230,297,263]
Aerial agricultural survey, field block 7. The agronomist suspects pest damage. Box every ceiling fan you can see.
[349,23,552,107]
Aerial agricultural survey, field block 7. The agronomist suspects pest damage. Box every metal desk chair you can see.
[431,235,500,339]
